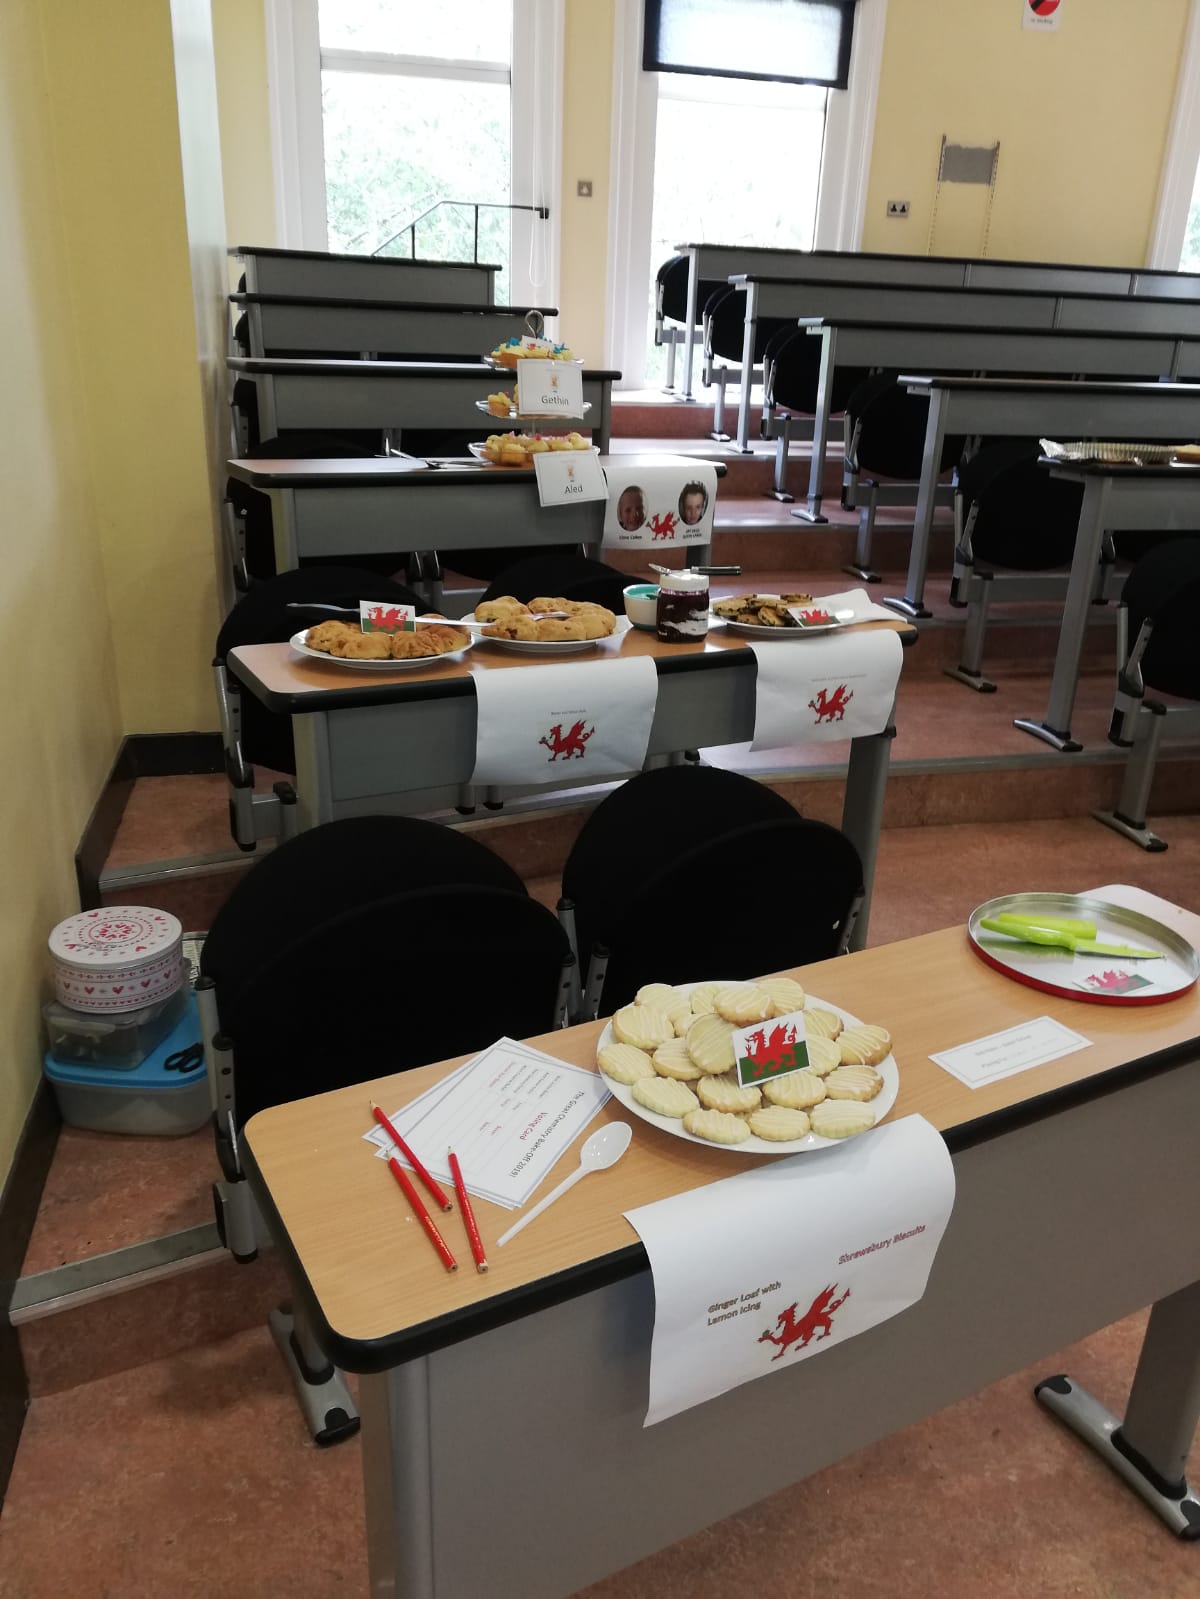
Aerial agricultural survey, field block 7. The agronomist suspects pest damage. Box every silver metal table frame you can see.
[1012,465,1200,751]
[886,378,1200,619]
[250,1043,1200,1596]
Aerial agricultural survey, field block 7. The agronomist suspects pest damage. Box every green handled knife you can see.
[979,918,1162,959]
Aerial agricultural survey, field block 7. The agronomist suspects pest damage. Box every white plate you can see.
[474,400,592,420]
[597,985,899,1156]
[468,441,600,468]
[288,629,474,671]
[717,610,854,638]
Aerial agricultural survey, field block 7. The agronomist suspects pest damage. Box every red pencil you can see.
[371,1101,453,1212]
[387,1156,457,1272]
[448,1149,488,1274]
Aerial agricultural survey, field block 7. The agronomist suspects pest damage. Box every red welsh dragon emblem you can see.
[758,1286,851,1360]
[539,720,594,760]
[363,604,412,633]
[808,684,854,723]
[648,510,679,541]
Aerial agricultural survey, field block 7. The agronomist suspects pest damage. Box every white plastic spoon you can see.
[495,1122,633,1248]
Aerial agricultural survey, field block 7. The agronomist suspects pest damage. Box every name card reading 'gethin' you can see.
[517,358,584,418]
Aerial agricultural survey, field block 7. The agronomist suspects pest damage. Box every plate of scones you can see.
[595,978,899,1153]
[473,595,623,653]
[290,619,473,670]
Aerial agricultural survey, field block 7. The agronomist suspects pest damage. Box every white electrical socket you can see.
[886,200,910,218]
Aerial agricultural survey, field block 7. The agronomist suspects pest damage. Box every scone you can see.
[683,1108,751,1146]
[758,977,807,1017]
[331,631,392,659]
[824,1066,884,1102]
[652,1038,704,1081]
[536,618,589,642]
[475,597,528,622]
[714,984,773,1026]
[747,1105,812,1142]
[685,1014,736,1074]
[597,1042,656,1086]
[762,1069,827,1110]
[483,615,539,641]
[810,1100,876,1140]
[805,1035,842,1077]
[633,1076,699,1119]
[697,1072,762,1114]
[612,1004,676,1050]
[804,1005,844,1041]
[838,1024,892,1066]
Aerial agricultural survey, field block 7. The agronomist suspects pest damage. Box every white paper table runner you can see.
[471,655,658,786]
[750,626,903,750]
[625,1116,955,1425]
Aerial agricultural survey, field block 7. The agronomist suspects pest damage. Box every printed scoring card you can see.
[602,461,718,548]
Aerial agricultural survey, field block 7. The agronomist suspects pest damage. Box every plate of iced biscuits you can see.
[469,434,596,467]
[290,619,473,671]
[595,978,899,1153]
[473,595,623,653]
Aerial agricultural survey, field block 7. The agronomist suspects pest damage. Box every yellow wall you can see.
[862,0,1188,264]
[559,4,616,363]
[212,0,277,255]
[0,1,123,1174]
[41,0,220,735]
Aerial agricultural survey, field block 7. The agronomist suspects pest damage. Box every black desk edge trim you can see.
[795,317,1191,346]
[226,358,622,380]
[230,246,503,272]
[224,453,722,490]
[231,294,560,316]
[242,1033,1199,1375]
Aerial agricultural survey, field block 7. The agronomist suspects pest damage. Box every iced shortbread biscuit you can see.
[635,983,676,1008]
[804,1005,844,1041]
[747,1105,812,1142]
[805,1035,841,1077]
[664,994,696,1036]
[683,1108,751,1146]
[758,977,807,1017]
[762,1069,827,1110]
[688,982,722,1017]
[811,1100,876,1140]
[633,1076,699,1119]
[714,984,773,1026]
[613,1004,675,1050]
[697,1072,762,1114]
[838,1024,891,1067]
[685,1014,737,1074]
[824,1066,884,1102]
[597,1043,656,1086]
[652,1038,704,1081]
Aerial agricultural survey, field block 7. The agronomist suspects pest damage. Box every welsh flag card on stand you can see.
[733,1010,810,1090]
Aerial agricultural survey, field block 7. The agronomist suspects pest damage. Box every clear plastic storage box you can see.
[43,995,208,1136]
[42,988,188,1070]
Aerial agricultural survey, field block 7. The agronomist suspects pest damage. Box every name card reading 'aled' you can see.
[517,358,584,418]
[533,448,607,507]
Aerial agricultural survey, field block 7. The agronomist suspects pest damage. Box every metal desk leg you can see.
[360,1363,437,1597]
[681,252,699,401]
[734,284,758,455]
[1013,476,1109,753]
[792,327,835,525]
[839,709,896,951]
[884,390,945,619]
[291,715,335,829]
[269,486,300,574]
[598,382,612,454]
[1035,1279,1200,1538]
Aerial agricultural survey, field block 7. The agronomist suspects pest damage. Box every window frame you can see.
[1146,0,1200,271]
[263,0,562,312]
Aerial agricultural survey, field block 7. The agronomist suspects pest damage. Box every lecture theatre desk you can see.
[224,449,705,573]
[231,295,559,363]
[230,245,499,305]
[242,884,1200,1597]
[227,617,915,948]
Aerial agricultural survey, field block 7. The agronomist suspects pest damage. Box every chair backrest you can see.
[213,883,572,1127]
[592,814,863,1012]
[704,286,785,364]
[479,554,639,614]
[956,439,1083,571]
[844,373,963,479]
[770,331,868,418]
[1123,536,1200,700]
[562,765,801,968]
[202,815,527,1012]
[657,256,725,327]
[216,569,424,777]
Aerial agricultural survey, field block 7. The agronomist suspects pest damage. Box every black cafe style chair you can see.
[559,765,864,1016]
[196,815,575,1445]
[214,567,424,850]
[1094,536,1200,852]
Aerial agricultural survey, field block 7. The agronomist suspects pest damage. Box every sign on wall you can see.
[1023,0,1063,29]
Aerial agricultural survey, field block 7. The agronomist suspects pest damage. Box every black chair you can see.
[479,553,641,615]
[655,255,725,392]
[761,326,870,503]
[198,815,574,1442]
[1095,537,1200,851]
[701,285,789,440]
[559,766,863,1014]
[215,567,423,848]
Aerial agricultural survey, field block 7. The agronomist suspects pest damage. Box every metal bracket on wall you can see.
[928,137,1001,256]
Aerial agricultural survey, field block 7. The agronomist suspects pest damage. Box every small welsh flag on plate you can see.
[734,1009,811,1089]
[359,600,416,634]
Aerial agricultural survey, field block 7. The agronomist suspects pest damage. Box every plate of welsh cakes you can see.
[595,978,899,1154]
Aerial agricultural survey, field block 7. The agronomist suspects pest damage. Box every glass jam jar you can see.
[655,570,710,643]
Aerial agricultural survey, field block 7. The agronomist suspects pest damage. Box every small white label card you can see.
[470,655,658,786]
[517,358,584,418]
[930,1015,1090,1090]
[533,449,608,507]
[602,461,717,548]
[626,1115,956,1425]
[750,628,903,750]
[733,1009,809,1089]
[359,599,415,634]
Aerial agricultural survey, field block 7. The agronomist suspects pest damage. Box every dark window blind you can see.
[643,0,856,89]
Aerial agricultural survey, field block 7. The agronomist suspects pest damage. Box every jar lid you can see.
[659,570,710,593]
